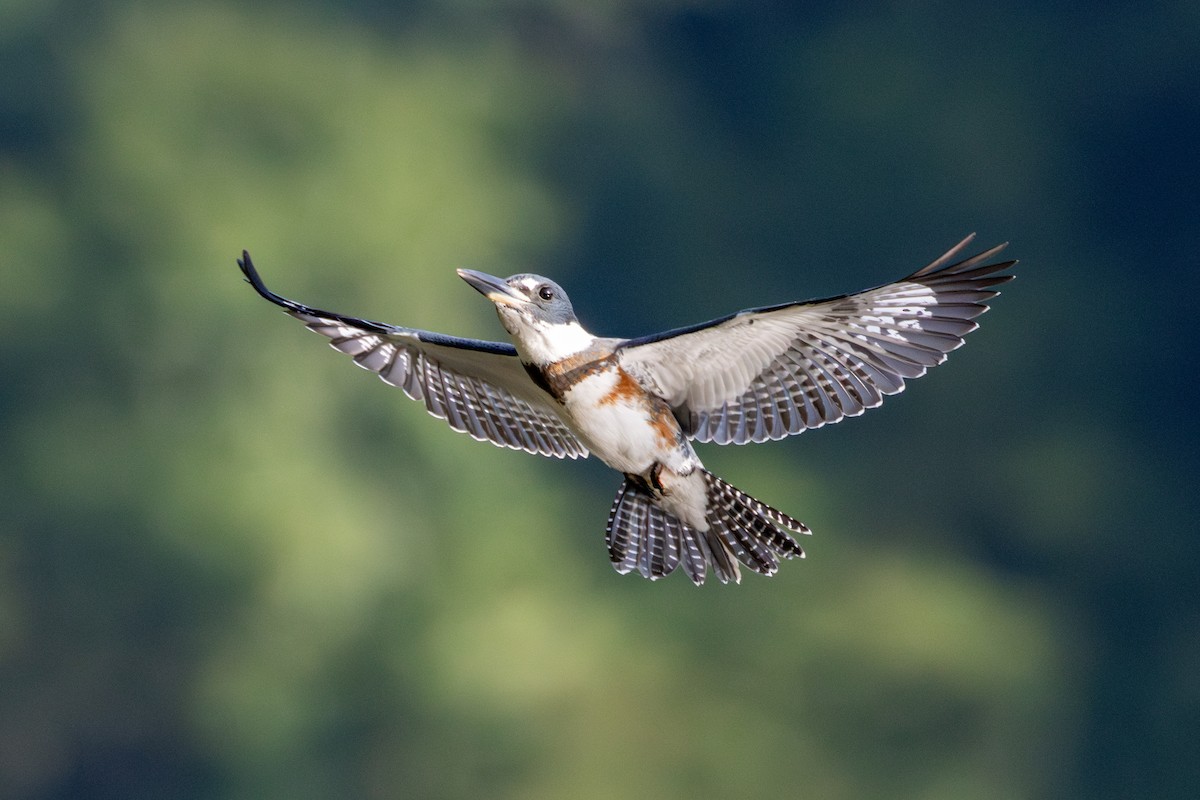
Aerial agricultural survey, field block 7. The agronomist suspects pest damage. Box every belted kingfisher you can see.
[238,235,1013,585]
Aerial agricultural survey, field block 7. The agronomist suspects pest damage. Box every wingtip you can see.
[236,249,278,302]
[237,249,255,282]
[975,240,1011,261]
[910,234,974,276]
[911,235,1016,280]
[235,250,311,317]
[954,232,978,254]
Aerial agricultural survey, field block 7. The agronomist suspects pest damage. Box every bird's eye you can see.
[538,285,554,301]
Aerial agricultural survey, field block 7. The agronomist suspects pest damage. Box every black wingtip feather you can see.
[236,249,293,311]
[235,251,401,336]
[237,250,264,291]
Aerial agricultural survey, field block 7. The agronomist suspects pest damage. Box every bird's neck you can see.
[511,319,597,366]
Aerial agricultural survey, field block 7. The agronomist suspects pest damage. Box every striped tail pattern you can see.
[605,471,810,585]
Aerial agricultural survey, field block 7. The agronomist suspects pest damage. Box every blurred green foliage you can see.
[1,1,1196,799]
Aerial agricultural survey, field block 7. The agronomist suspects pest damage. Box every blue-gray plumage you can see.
[238,235,1014,585]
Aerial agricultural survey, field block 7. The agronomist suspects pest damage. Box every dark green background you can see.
[2,1,1196,798]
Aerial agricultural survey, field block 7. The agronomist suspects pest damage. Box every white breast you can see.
[561,370,701,478]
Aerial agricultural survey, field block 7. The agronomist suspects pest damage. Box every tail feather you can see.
[708,506,777,576]
[603,471,810,586]
[706,478,780,574]
[605,480,690,580]
[677,516,708,584]
[655,511,683,578]
[605,479,640,575]
[699,523,741,585]
[703,471,809,566]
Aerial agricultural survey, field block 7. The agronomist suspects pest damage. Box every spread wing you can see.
[238,252,586,459]
[616,235,1015,445]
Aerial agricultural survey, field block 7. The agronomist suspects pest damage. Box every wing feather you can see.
[238,252,586,459]
[617,235,1014,444]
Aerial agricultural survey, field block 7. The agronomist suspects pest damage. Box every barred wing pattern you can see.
[238,252,586,460]
[617,236,1015,445]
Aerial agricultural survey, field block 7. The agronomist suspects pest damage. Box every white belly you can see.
[543,363,710,530]
[561,370,670,474]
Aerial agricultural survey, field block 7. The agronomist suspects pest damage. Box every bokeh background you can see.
[2,1,1197,798]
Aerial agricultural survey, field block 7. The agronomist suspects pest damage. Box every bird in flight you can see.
[238,235,1013,585]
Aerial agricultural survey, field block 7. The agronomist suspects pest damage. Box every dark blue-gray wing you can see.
[616,236,1014,445]
[238,252,586,459]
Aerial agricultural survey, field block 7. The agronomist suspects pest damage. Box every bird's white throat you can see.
[508,318,596,365]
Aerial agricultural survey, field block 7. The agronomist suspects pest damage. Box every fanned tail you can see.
[606,478,695,581]
[702,471,809,580]
[604,471,810,586]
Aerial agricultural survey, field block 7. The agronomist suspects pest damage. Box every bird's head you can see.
[457,269,593,364]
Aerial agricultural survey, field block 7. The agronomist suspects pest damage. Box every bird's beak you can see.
[457,269,526,308]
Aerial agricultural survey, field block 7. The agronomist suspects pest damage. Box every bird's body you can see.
[557,358,709,530]
[238,236,1014,585]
